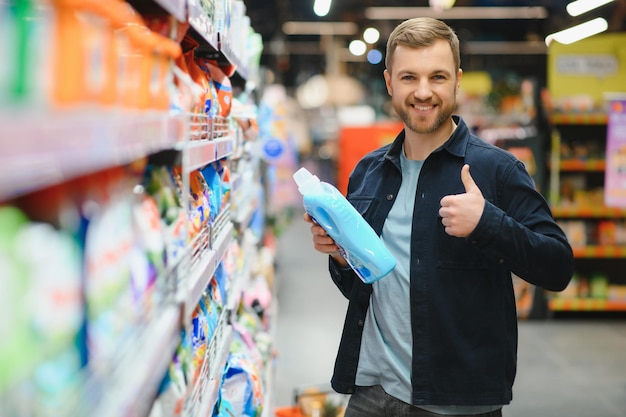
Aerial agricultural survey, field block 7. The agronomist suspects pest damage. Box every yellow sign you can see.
[548,33,626,111]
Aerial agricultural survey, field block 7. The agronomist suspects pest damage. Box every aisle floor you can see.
[271,214,626,417]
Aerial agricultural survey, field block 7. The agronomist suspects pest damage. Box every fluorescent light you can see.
[364,6,548,20]
[282,21,358,35]
[566,0,614,17]
[545,17,608,45]
[314,0,332,17]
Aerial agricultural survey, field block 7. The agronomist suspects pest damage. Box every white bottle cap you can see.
[293,167,321,195]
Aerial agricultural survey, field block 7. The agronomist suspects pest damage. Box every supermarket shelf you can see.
[549,112,608,125]
[184,221,234,321]
[548,298,626,312]
[0,109,186,200]
[154,0,186,21]
[183,314,233,417]
[558,159,606,171]
[220,40,249,81]
[215,134,235,160]
[185,139,218,172]
[188,0,219,50]
[184,134,234,172]
[233,194,260,231]
[92,305,182,417]
[572,246,626,258]
[552,206,626,218]
[197,323,233,417]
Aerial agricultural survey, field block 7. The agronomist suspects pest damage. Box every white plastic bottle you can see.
[293,167,396,283]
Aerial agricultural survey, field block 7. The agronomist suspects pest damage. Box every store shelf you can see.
[215,134,235,160]
[233,195,259,231]
[220,41,249,81]
[91,305,182,417]
[572,246,626,258]
[187,0,219,50]
[184,134,234,172]
[0,1,268,414]
[186,140,218,172]
[558,159,606,171]
[551,206,626,218]
[549,112,608,125]
[183,313,233,417]
[154,0,186,21]
[0,109,186,200]
[548,298,626,311]
[184,221,234,321]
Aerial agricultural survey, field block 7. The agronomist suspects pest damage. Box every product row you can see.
[0,0,262,111]
[0,126,270,416]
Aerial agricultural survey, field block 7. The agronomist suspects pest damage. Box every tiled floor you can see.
[270,213,626,417]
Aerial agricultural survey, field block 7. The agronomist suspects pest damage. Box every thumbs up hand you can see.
[439,164,485,237]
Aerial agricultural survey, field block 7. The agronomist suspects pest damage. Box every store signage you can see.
[605,98,626,207]
[556,54,618,77]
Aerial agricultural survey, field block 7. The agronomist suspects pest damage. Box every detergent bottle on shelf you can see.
[293,167,396,284]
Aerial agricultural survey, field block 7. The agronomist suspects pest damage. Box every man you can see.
[304,17,573,416]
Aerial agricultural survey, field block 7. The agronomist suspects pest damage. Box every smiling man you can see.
[303,17,574,417]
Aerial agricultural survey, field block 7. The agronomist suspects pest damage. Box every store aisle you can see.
[271,215,626,417]
[272,211,347,409]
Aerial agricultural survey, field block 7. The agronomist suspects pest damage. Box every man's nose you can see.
[413,79,433,100]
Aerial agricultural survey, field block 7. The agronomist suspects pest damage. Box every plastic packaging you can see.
[293,167,396,283]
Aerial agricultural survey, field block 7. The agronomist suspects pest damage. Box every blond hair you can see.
[385,17,460,72]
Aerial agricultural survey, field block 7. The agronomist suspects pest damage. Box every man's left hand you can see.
[439,164,485,237]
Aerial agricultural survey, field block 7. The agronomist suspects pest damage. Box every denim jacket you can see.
[328,116,573,406]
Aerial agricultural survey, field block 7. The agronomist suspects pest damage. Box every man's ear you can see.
[383,69,393,96]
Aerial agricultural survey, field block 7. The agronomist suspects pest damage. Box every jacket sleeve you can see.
[468,160,574,292]
[329,256,360,299]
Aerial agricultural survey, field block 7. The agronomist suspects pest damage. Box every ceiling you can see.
[242,0,625,87]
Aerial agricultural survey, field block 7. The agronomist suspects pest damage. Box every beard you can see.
[394,95,456,135]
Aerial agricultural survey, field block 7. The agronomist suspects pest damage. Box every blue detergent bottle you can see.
[293,167,396,283]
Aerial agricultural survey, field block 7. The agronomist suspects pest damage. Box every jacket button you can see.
[358,320,364,327]
[499,258,505,264]
[387,194,393,201]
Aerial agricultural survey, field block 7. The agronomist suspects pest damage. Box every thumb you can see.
[461,164,480,194]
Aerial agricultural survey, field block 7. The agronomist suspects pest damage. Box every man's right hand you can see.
[304,212,349,267]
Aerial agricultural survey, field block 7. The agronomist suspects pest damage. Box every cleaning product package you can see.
[293,167,396,283]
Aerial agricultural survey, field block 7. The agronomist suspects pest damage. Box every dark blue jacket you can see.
[328,116,573,406]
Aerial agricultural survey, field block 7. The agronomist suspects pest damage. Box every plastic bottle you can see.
[293,167,396,283]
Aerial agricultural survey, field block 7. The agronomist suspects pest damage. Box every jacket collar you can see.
[385,115,469,166]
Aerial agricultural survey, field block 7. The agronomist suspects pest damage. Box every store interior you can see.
[1,0,626,417]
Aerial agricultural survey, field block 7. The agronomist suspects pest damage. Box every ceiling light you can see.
[313,0,332,17]
[349,40,367,56]
[367,49,383,64]
[566,0,614,17]
[282,21,358,35]
[545,17,608,46]
[363,27,380,44]
[364,6,548,20]
[429,0,456,10]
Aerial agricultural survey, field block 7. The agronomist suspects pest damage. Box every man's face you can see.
[384,40,462,136]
